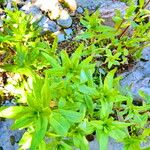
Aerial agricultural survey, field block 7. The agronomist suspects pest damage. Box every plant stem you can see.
[118,0,150,39]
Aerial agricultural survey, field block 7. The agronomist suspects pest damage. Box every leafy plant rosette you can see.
[0,3,150,150]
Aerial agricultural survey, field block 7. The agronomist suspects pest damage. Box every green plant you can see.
[0,8,58,76]
[76,1,150,70]
[0,3,150,150]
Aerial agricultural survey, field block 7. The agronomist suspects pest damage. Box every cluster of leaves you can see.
[0,8,57,75]
[76,0,150,69]
[0,2,150,150]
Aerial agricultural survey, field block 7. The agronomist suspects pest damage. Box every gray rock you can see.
[21,4,43,22]
[121,47,150,100]
[99,1,127,18]
[64,28,73,36]
[57,10,72,28]
[142,46,150,61]
[89,138,123,150]
[64,28,73,39]
[38,16,60,32]
[77,6,84,14]
[3,100,16,106]
[0,120,24,150]
[76,0,105,10]
[76,0,126,26]
[57,32,65,42]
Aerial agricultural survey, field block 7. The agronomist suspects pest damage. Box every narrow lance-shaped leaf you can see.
[104,68,117,90]
[30,116,48,150]
[41,51,60,68]
[73,133,89,150]
[96,130,109,150]
[71,44,83,67]
[11,113,34,130]
[0,106,32,119]
[84,95,94,115]
[41,73,51,107]
[139,0,144,8]
[61,50,72,69]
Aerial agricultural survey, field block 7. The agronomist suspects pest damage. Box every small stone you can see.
[57,32,65,42]
[21,4,43,22]
[6,0,12,10]
[33,0,61,20]
[64,28,73,36]
[38,16,60,32]
[57,10,72,28]
[64,28,73,39]
[77,6,84,14]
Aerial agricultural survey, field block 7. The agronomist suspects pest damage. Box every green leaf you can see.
[59,109,83,123]
[19,131,32,150]
[59,141,72,150]
[41,51,60,68]
[138,90,150,104]
[79,85,97,95]
[50,112,70,136]
[96,130,109,150]
[124,143,141,150]
[51,37,58,54]
[0,65,34,77]
[84,95,94,114]
[71,44,83,67]
[38,140,47,150]
[61,50,71,68]
[41,73,51,107]
[100,100,113,119]
[142,146,150,150]
[80,70,89,83]
[11,114,34,130]
[46,67,65,76]
[73,134,89,150]
[110,129,128,141]
[123,137,141,150]
[30,116,48,150]
[104,68,117,90]
[139,0,144,8]
[0,106,32,119]
[76,32,94,40]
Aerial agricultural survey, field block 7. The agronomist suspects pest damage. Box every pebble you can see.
[57,10,73,28]
[56,32,65,42]
[64,28,73,36]
[64,28,73,40]
[34,0,60,19]
[21,4,43,21]
[77,6,84,14]
[38,16,60,32]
